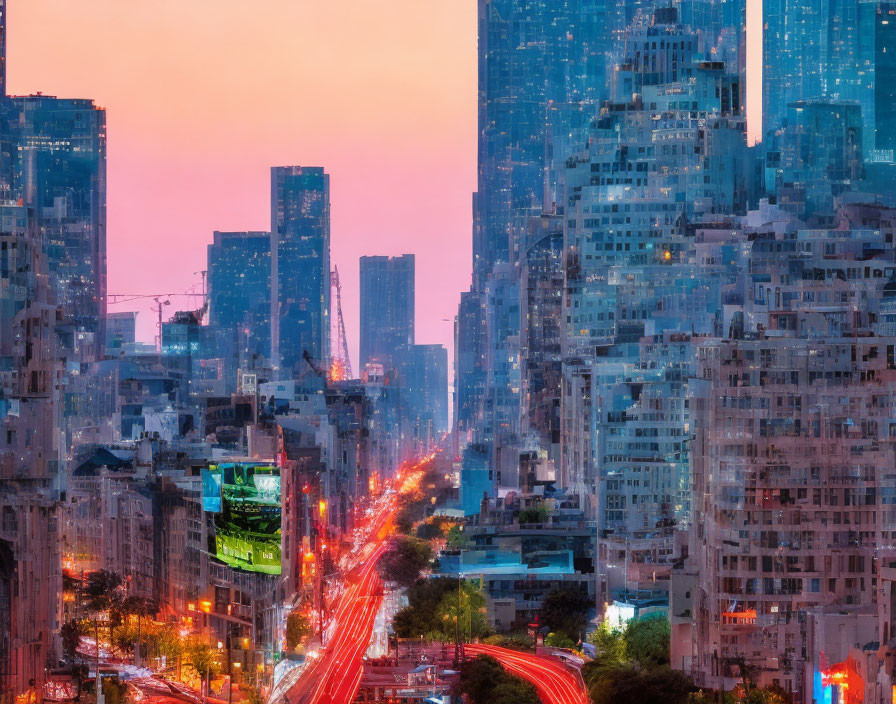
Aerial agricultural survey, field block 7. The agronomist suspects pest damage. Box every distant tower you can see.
[359,254,414,370]
[0,0,6,97]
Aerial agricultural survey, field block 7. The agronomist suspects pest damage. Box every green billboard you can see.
[206,463,282,574]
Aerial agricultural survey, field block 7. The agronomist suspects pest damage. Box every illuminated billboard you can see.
[205,463,281,574]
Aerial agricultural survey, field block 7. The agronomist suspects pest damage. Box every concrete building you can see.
[691,336,896,698]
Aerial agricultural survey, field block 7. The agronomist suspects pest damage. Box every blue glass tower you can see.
[207,231,271,365]
[270,167,330,378]
[359,254,415,370]
[3,96,107,360]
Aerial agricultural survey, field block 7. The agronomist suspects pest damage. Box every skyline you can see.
[7,0,477,368]
[7,0,762,371]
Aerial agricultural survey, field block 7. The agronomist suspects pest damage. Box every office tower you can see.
[474,0,607,286]
[0,199,63,700]
[402,343,449,445]
[609,8,702,102]
[484,263,521,489]
[106,311,137,350]
[692,335,896,698]
[763,0,865,135]
[763,100,864,219]
[454,288,487,436]
[359,254,415,369]
[857,1,896,154]
[207,231,271,365]
[519,215,564,471]
[270,167,330,378]
[2,96,107,361]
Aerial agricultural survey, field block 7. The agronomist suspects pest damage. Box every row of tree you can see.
[62,569,223,698]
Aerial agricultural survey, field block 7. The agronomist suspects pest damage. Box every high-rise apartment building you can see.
[692,335,896,699]
[270,167,330,378]
[359,254,415,369]
[207,230,271,365]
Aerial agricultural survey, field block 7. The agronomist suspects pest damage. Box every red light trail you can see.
[285,463,426,704]
[464,643,590,704]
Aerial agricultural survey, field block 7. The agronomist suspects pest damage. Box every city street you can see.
[283,465,424,704]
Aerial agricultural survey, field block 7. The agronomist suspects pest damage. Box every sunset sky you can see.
[9,1,760,375]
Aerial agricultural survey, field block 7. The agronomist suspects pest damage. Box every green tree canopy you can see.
[457,655,539,704]
[378,535,433,587]
[589,664,694,704]
[491,677,539,704]
[623,615,671,668]
[435,580,490,641]
[544,631,577,649]
[392,578,462,639]
[285,611,312,650]
[457,655,506,704]
[540,586,592,641]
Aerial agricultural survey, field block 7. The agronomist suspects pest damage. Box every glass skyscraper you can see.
[270,166,330,378]
[359,254,415,370]
[207,230,271,366]
[2,96,107,360]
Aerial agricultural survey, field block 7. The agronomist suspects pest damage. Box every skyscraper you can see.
[763,0,865,136]
[474,0,607,286]
[270,167,330,378]
[2,96,107,361]
[0,0,6,99]
[401,343,449,443]
[858,1,896,154]
[207,231,271,365]
[359,254,414,369]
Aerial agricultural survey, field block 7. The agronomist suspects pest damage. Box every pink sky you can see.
[9,1,761,372]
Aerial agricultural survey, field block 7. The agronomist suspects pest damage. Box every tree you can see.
[544,631,577,649]
[83,570,125,685]
[588,622,626,666]
[184,637,220,698]
[445,525,471,549]
[378,536,433,587]
[457,655,539,704]
[435,580,490,641]
[743,686,791,704]
[540,587,592,641]
[623,615,671,668]
[121,596,157,667]
[518,506,549,524]
[588,664,694,704]
[491,677,539,704]
[61,620,83,662]
[285,611,312,650]
[158,624,186,677]
[457,655,506,704]
[392,578,458,639]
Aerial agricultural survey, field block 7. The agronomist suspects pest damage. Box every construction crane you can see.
[108,288,206,351]
[329,267,352,382]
